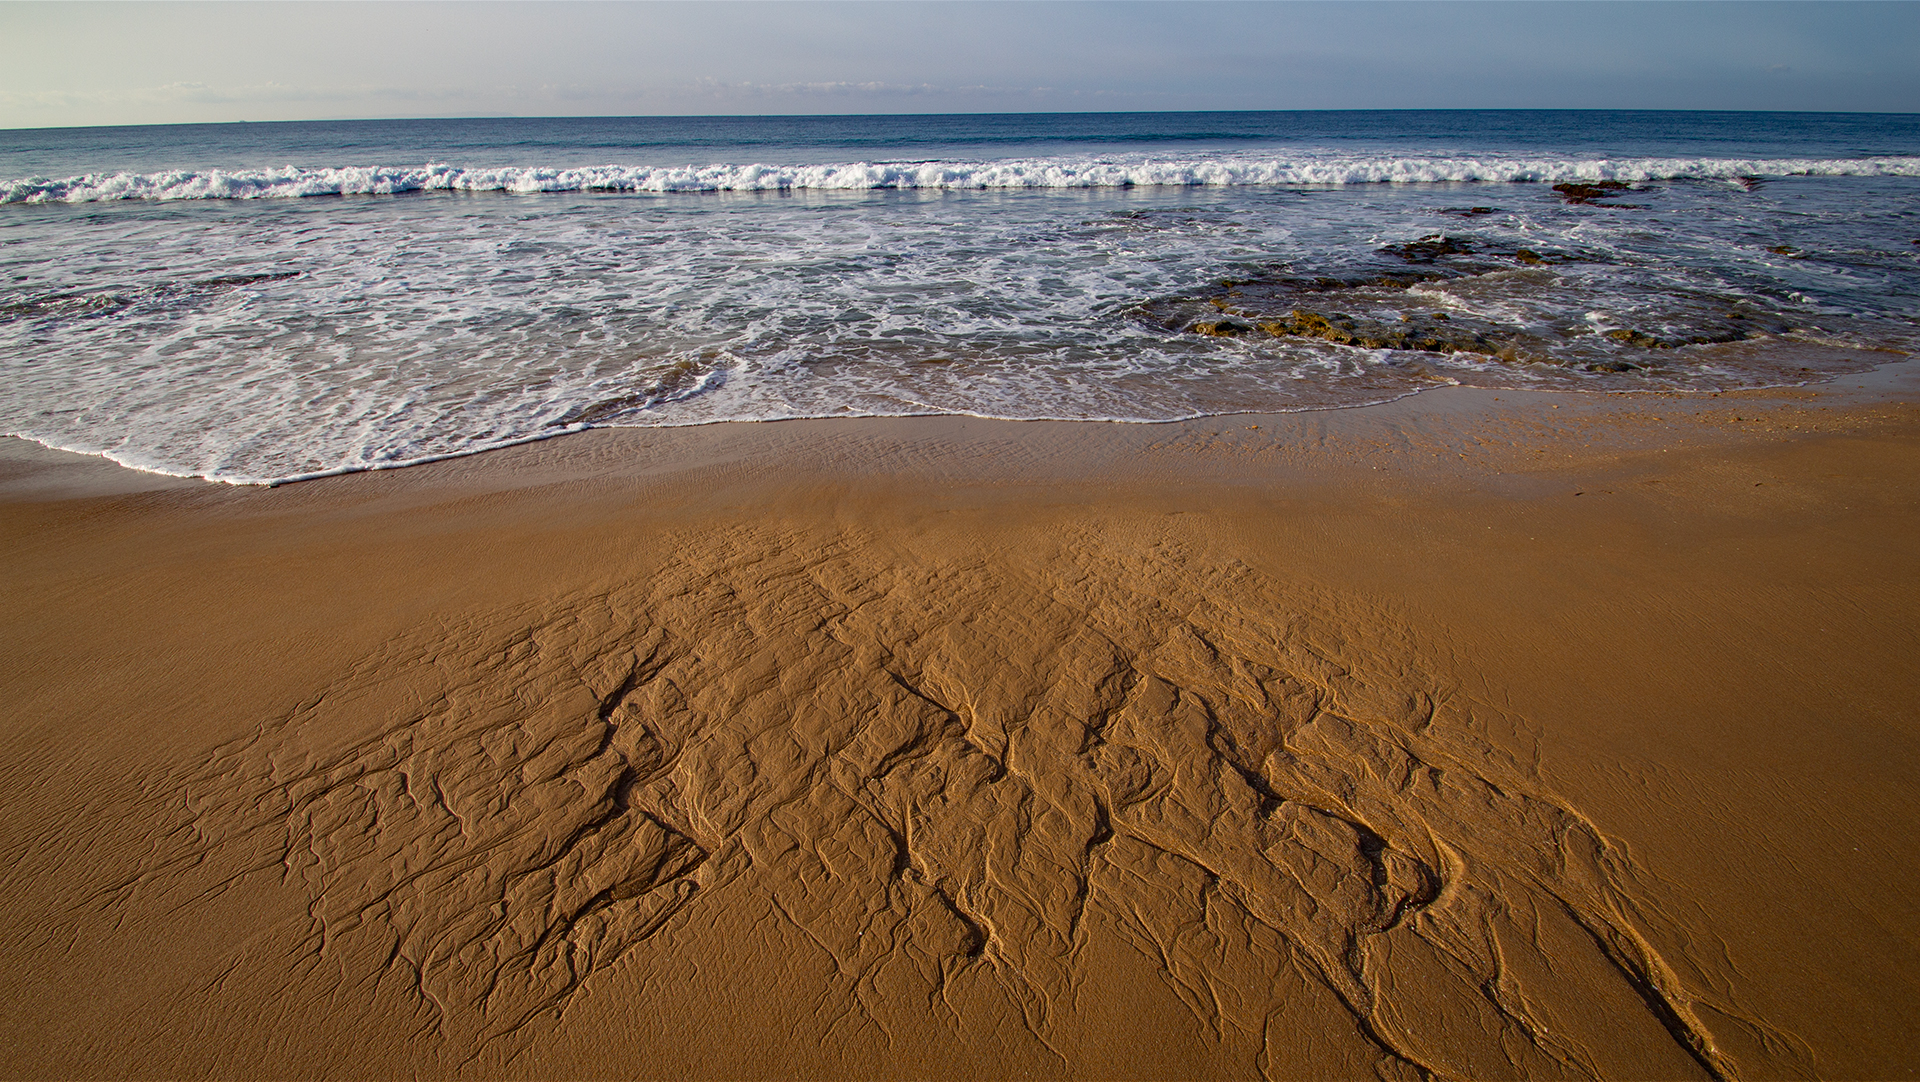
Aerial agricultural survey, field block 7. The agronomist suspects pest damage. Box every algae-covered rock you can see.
[1136,254,1796,379]
[1379,235,1475,263]
[1602,306,1791,351]
[1252,309,1499,356]
[1605,328,1669,349]
[1552,181,1640,207]
[1191,319,1253,337]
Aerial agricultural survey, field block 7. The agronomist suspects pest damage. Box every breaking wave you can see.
[8,153,1920,203]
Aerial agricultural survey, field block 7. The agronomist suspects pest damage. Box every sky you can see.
[2,1,1917,129]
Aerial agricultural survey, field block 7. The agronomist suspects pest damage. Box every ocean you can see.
[3,110,1917,484]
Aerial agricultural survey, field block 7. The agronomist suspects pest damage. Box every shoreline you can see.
[7,354,1915,499]
[3,364,1917,1078]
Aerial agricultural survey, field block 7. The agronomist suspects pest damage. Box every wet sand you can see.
[1,369,1917,1080]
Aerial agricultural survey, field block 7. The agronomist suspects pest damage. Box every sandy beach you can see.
[2,367,1916,1080]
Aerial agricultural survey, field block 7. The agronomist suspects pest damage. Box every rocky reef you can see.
[1552,180,1643,206]
[1133,232,1796,376]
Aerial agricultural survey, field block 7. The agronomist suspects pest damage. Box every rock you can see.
[1605,328,1668,348]
[1603,314,1782,350]
[1140,258,1788,372]
[0,291,133,323]
[1191,319,1253,337]
[1252,309,1498,356]
[1379,235,1475,263]
[1552,181,1640,206]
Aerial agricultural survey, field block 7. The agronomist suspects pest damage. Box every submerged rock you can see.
[1256,309,1499,355]
[1379,235,1475,263]
[1191,319,1254,337]
[551,358,710,425]
[1602,307,1793,351]
[0,291,132,322]
[1373,235,1579,269]
[1133,255,1797,379]
[193,271,302,289]
[1604,328,1668,349]
[0,271,302,324]
[1136,266,1539,361]
[1552,181,1641,206]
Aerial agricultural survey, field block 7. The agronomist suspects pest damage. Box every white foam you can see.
[8,153,1920,203]
[5,166,1914,485]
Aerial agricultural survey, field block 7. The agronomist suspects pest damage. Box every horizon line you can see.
[7,105,1919,135]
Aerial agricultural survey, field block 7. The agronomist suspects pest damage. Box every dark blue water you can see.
[7,110,1920,178]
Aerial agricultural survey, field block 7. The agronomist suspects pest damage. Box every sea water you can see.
[2,111,1916,484]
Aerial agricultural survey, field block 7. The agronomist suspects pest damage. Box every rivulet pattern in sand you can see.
[128,520,1795,1080]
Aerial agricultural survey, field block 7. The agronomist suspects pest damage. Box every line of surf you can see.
[8,154,1919,203]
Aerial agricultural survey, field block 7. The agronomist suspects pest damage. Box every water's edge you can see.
[12,360,1910,490]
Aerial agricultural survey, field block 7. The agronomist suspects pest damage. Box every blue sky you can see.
[2,1,1916,128]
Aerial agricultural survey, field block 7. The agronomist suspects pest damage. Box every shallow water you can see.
[3,111,1916,483]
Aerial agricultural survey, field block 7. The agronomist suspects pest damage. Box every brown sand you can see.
[1,368,1916,1080]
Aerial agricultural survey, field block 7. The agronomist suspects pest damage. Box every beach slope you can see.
[1,379,1916,1080]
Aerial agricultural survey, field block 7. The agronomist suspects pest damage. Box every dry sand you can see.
[1,367,1916,1080]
